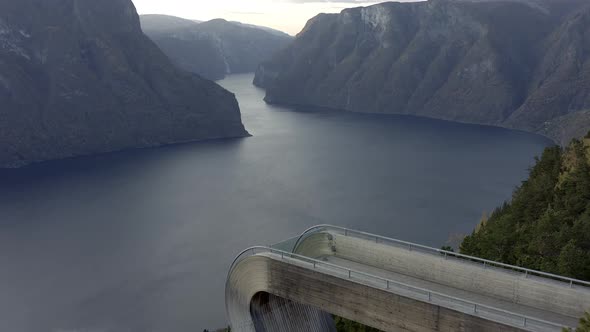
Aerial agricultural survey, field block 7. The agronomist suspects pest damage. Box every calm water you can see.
[0,74,551,331]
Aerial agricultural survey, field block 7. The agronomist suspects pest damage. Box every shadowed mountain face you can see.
[255,0,590,144]
[140,14,202,33]
[0,0,248,168]
[140,15,293,81]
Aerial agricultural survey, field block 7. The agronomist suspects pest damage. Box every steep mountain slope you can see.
[461,132,590,280]
[508,5,590,133]
[540,110,590,145]
[139,14,201,33]
[230,21,292,39]
[255,0,590,144]
[140,16,292,80]
[0,0,248,168]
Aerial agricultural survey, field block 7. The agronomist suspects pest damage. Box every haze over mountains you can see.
[141,15,293,81]
[255,0,590,144]
[0,0,248,168]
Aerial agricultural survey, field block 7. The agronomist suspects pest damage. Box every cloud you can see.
[286,0,379,3]
[227,11,266,15]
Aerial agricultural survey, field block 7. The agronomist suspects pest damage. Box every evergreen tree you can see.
[460,136,590,281]
[563,312,590,332]
[334,316,383,332]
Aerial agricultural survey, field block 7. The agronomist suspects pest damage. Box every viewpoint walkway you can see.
[225,225,590,332]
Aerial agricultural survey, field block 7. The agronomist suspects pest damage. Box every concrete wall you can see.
[226,254,525,332]
[293,232,335,259]
[226,255,270,332]
[250,292,336,332]
[295,232,590,319]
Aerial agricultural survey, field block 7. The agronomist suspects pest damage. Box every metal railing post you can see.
[292,225,590,288]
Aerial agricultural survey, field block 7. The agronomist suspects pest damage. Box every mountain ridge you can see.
[255,0,590,144]
[0,0,248,168]
[141,15,292,80]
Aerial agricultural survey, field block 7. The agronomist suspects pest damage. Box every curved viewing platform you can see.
[226,225,590,332]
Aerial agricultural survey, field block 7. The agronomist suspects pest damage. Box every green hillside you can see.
[460,132,590,281]
[335,133,590,331]
[461,132,590,330]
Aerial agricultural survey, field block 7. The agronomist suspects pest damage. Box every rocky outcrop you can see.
[0,0,248,168]
[255,0,590,143]
[539,110,590,145]
[141,16,292,81]
[506,3,590,133]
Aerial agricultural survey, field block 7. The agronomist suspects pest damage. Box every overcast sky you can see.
[131,0,419,35]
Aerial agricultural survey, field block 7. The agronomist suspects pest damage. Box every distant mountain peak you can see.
[140,14,200,33]
[255,0,590,144]
[141,14,292,80]
[207,18,229,24]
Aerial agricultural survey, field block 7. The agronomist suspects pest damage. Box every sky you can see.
[131,0,418,35]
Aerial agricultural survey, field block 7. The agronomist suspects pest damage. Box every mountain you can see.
[506,3,590,136]
[228,21,292,39]
[140,16,293,81]
[0,0,248,168]
[255,0,590,144]
[139,14,201,33]
[539,110,590,145]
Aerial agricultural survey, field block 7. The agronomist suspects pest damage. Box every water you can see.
[0,74,551,331]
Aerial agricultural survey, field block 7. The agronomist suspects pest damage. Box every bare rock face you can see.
[538,110,590,145]
[0,0,248,168]
[507,4,590,132]
[141,16,293,81]
[255,0,590,143]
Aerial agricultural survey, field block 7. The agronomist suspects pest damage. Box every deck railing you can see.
[228,245,568,332]
[293,224,590,288]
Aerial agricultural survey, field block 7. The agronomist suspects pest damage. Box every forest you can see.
[461,133,590,281]
[337,132,590,331]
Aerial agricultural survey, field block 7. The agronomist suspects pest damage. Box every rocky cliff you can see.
[141,16,292,81]
[255,0,590,144]
[0,0,248,168]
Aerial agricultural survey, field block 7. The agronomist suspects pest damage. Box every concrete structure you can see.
[226,225,590,332]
